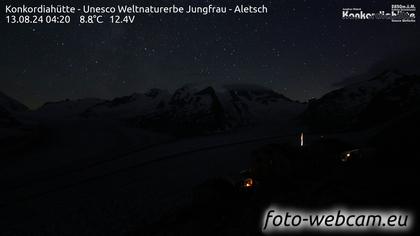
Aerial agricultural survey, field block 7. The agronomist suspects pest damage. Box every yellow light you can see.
[346,153,351,157]
[244,178,254,188]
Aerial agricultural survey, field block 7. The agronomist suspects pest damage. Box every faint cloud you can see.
[333,47,420,87]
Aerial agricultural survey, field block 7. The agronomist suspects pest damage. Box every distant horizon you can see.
[4,68,418,110]
[2,81,310,110]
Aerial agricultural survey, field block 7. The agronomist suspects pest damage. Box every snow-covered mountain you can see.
[138,85,229,134]
[138,84,306,134]
[302,71,420,129]
[0,106,16,127]
[0,91,28,113]
[35,98,105,119]
[0,92,35,150]
[83,88,171,119]
[221,84,304,124]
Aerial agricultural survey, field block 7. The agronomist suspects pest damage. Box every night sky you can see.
[1,0,419,108]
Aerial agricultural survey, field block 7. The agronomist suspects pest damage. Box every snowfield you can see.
[0,84,307,235]
[1,76,416,235]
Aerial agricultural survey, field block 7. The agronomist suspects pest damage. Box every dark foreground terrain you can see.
[1,72,419,235]
[132,111,419,235]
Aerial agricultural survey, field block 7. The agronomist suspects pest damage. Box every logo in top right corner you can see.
[391,4,416,22]
[342,4,416,23]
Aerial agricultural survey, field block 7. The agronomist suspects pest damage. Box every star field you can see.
[1,0,419,108]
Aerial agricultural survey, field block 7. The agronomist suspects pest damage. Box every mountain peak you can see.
[0,91,28,112]
[370,70,406,82]
[302,70,420,130]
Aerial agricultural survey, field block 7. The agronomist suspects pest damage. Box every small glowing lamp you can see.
[300,132,304,147]
[341,152,351,162]
[243,178,254,188]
